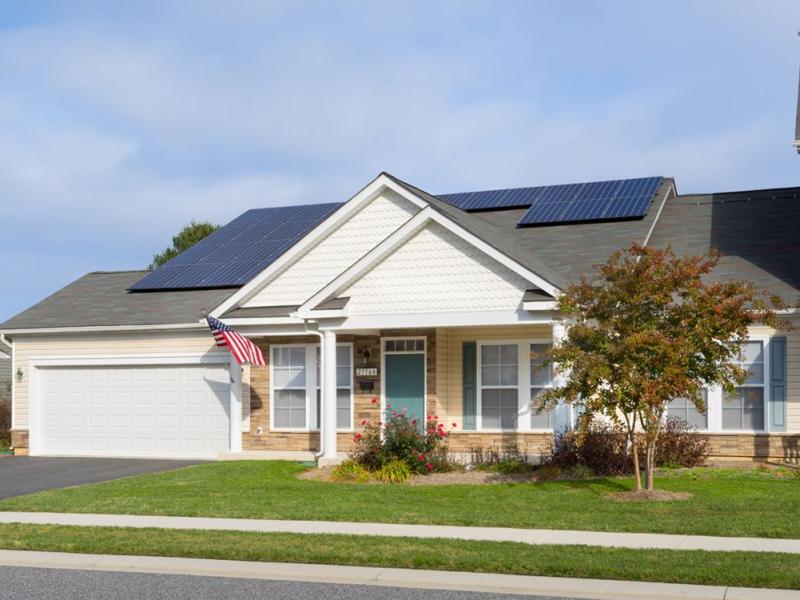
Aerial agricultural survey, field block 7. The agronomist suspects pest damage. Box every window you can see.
[480,344,518,429]
[530,343,555,429]
[316,345,353,430]
[722,341,765,431]
[667,390,708,430]
[272,346,307,428]
[385,339,425,352]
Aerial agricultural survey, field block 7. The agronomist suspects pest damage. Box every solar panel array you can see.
[130,203,342,290]
[439,176,663,226]
[517,177,663,226]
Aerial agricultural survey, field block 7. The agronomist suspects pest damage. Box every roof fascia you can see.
[210,173,422,318]
[0,323,204,336]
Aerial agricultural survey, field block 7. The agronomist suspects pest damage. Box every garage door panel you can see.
[36,363,230,458]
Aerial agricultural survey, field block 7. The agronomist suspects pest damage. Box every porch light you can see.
[361,347,371,366]
[15,367,23,382]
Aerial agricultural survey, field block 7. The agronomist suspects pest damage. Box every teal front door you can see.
[385,353,425,425]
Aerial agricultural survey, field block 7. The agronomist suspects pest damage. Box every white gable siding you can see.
[244,190,418,307]
[342,222,532,314]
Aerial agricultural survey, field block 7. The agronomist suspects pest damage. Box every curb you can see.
[0,549,797,599]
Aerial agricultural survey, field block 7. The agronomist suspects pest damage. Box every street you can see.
[0,565,576,600]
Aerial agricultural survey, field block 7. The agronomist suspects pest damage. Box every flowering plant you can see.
[349,403,455,474]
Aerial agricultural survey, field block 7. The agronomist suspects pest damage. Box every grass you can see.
[0,523,798,589]
[2,461,799,538]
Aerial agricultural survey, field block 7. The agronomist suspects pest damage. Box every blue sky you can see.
[1,1,799,321]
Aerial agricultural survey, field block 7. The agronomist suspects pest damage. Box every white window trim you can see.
[683,335,772,434]
[269,342,354,433]
[380,336,427,421]
[476,339,554,433]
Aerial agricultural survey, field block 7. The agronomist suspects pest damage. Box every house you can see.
[1,172,798,462]
[0,345,10,394]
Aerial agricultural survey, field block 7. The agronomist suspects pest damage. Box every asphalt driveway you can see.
[0,457,203,500]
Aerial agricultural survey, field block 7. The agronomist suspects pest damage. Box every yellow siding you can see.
[12,330,219,429]
[435,324,552,426]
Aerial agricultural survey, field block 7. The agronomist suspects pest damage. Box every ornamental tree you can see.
[540,243,788,492]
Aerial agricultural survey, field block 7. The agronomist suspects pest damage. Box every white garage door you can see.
[36,363,231,458]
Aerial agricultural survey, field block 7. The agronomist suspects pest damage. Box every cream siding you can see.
[12,330,219,429]
[343,223,533,315]
[435,325,553,426]
[244,190,418,307]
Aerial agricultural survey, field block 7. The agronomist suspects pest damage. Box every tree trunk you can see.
[646,441,655,491]
[630,432,642,491]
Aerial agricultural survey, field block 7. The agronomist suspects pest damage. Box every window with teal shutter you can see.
[770,337,787,432]
[462,342,476,430]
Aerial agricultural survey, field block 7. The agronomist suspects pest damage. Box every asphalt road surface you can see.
[0,457,202,499]
[0,566,577,600]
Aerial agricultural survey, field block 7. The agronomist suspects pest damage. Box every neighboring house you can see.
[1,172,798,462]
[0,347,10,394]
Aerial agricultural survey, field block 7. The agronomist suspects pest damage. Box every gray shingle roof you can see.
[647,187,800,306]
[470,178,675,283]
[1,271,237,330]
[383,173,569,290]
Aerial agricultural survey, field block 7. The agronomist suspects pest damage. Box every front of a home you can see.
[2,173,798,462]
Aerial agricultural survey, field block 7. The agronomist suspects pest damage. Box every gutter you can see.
[0,323,205,335]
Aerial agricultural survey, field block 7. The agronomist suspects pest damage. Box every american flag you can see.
[205,315,266,366]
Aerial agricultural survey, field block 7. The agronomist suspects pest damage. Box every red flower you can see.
[361,419,368,426]
[353,433,362,442]
[426,463,433,471]
[371,397,378,404]
[411,418,417,425]
[451,422,457,428]
[417,453,424,461]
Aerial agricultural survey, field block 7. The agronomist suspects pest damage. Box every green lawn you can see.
[2,461,798,538]
[0,523,798,589]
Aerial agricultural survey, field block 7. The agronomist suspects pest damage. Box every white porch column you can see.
[551,321,572,433]
[319,328,340,465]
[229,358,243,453]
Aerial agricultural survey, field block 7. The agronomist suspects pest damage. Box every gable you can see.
[341,222,533,315]
[243,189,418,307]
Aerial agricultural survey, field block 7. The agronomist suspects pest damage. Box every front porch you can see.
[235,324,565,462]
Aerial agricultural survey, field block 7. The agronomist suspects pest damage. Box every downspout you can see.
[304,321,326,460]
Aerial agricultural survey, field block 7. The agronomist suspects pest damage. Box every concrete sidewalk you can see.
[0,549,797,600]
[1,511,800,554]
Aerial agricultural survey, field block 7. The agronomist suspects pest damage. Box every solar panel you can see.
[517,176,662,226]
[130,202,342,290]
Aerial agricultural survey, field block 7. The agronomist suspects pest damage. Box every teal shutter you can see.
[770,337,787,432]
[462,342,477,430]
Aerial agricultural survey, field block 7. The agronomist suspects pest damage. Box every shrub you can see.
[0,383,10,448]
[471,445,534,474]
[377,459,412,483]
[536,465,562,481]
[540,420,630,476]
[643,416,710,468]
[349,402,455,474]
[330,460,372,483]
[563,464,594,480]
